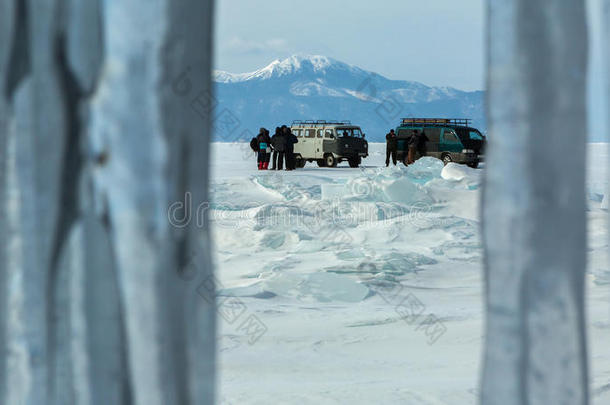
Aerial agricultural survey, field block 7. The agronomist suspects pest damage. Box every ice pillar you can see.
[0,1,216,404]
[481,0,589,404]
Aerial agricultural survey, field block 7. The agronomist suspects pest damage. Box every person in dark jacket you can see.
[283,126,299,170]
[256,128,271,170]
[416,130,429,160]
[250,137,259,153]
[270,127,285,170]
[385,129,397,166]
[249,136,259,169]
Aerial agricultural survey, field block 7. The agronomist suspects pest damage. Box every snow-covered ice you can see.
[210,143,610,404]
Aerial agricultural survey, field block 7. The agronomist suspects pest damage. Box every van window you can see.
[317,129,323,138]
[325,129,334,138]
[469,130,484,140]
[293,129,303,137]
[443,130,460,143]
[305,129,315,138]
[336,128,349,137]
[398,127,421,138]
[335,128,363,137]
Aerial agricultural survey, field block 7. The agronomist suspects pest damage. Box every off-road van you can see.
[291,120,369,168]
[395,118,485,168]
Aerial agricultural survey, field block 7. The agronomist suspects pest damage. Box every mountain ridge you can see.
[212,54,485,142]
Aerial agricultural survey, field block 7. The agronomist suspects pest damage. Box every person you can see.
[263,128,272,168]
[270,127,285,170]
[385,129,397,166]
[256,127,271,170]
[249,136,259,153]
[249,136,259,169]
[407,129,418,165]
[283,126,298,170]
[416,130,429,161]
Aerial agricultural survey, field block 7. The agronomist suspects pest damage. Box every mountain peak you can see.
[214,54,354,83]
[278,54,334,69]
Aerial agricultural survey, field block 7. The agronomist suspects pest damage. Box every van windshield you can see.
[469,130,484,140]
[336,127,363,138]
[456,127,485,142]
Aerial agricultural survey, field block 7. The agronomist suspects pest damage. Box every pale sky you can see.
[215,0,607,136]
[214,0,485,90]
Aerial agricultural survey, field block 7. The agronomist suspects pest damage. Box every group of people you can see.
[385,129,429,166]
[250,126,299,170]
[251,126,429,170]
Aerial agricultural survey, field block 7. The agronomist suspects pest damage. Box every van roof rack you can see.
[292,120,352,126]
[400,118,472,126]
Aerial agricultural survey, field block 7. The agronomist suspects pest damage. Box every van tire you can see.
[316,159,326,167]
[442,153,453,165]
[467,162,479,169]
[403,155,409,166]
[325,154,337,168]
[348,157,361,168]
[295,156,306,168]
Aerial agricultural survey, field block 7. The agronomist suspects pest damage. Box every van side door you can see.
[396,128,410,154]
[300,128,317,158]
[322,128,335,158]
[315,129,325,159]
[425,128,442,158]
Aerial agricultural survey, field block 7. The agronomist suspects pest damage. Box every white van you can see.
[290,120,369,168]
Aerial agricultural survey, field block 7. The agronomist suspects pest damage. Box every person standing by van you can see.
[407,129,418,165]
[256,128,271,170]
[270,127,285,170]
[385,129,397,166]
[283,126,298,170]
[416,130,429,160]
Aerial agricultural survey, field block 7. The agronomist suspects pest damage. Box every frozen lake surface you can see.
[211,142,610,404]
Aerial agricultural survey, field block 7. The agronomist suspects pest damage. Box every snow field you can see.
[211,143,610,404]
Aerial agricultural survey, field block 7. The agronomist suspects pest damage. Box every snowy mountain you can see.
[213,55,485,142]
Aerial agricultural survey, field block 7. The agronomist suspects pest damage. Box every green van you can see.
[395,118,485,168]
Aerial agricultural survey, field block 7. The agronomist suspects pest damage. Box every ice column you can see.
[0,1,216,404]
[481,0,589,403]
[481,0,589,404]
